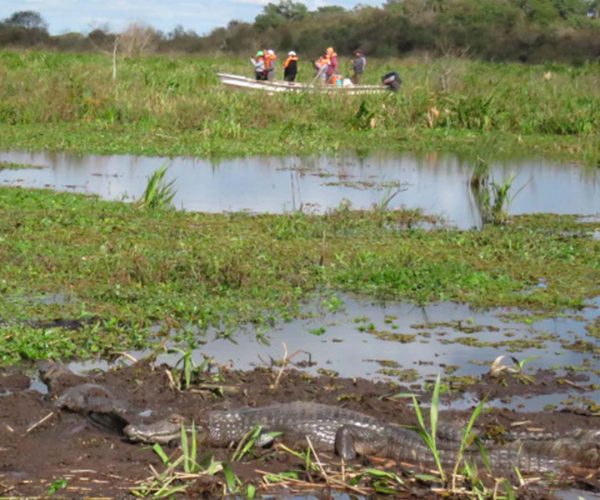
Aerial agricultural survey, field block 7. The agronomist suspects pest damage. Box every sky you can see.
[0,0,385,36]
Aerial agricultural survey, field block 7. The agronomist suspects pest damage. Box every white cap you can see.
[288,51,296,56]
[267,49,275,55]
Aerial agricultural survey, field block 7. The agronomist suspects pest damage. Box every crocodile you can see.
[123,401,600,473]
[42,363,599,474]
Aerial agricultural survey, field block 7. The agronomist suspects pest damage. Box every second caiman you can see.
[123,401,600,473]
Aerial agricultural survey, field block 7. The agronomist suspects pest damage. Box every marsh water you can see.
[55,293,600,412]
[1,150,599,229]
[4,149,599,411]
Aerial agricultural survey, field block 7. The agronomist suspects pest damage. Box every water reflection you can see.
[18,292,598,411]
[1,151,598,229]
[110,294,599,410]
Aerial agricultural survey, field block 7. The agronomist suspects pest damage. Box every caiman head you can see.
[124,414,193,444]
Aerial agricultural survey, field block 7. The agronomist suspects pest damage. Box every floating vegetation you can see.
[0,161,45,170]
[377,367,420,382]
[358,325,417,343]
[316,368,339,378]
[0,185,598,364]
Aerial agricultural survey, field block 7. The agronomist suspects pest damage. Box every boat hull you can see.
[217,73,389,95]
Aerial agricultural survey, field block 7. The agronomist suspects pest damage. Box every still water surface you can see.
[59,293,600,412]
[1,150,598,229]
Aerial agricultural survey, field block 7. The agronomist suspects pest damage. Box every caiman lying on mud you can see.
[123,401,600,473]
[43,362,598,475]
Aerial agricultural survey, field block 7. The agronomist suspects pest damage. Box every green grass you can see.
[0,186,598,364]
[0,50,598,164]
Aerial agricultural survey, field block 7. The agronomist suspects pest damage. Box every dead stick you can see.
[305,436,329,484]
[25,411,54,434]
[271,342,289,388]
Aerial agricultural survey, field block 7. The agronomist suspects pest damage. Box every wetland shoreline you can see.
[1,359,598,498]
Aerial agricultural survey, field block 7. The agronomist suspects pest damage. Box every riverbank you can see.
[1,359,598,497]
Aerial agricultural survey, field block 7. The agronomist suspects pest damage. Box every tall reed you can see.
[138,164,176,210]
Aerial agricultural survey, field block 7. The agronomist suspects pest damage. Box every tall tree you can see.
[3,11,48,31]
[255,0,308,31]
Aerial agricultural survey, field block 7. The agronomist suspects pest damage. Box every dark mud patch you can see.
[0,370,30,393]
[472,369,595,402]
[0,361,598,498]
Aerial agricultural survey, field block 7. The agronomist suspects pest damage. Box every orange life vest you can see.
[264,52,277,70]
[284,55,298,68]
[315,54,330,70]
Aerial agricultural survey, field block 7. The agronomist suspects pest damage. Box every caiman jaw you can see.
[124,414,187,444]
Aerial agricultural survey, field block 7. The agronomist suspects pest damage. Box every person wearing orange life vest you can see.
[283,51,298,82]
[265,49,277,81]
[314,52,330,84]
[325,47,338,83]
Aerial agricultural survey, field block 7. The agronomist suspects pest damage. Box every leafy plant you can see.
[47,478,68,495]
[133,422,223,497]
[350,100,376,130]
[398,373,446,482]
[450,399,487,491]
[138,164,177,210]
[470,157,490,189]
[490,174,516,225]
[172,346,196,390]
[471,171,523,226]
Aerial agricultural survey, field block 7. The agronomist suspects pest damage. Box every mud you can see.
[0,360,598,498]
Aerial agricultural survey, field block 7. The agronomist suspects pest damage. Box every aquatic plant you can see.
[490,174,516,225]
[470,167,523,226]
[138,164,177,210]
[450,399,487,492]
[132,421,223,497]
[470,157,490,190]
[404,374,446,481]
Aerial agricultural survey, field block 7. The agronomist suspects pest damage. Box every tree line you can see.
[1,0,599,62]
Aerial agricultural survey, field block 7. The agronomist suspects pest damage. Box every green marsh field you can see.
[0,49,599,364]
[1,187,599,364]
[0,50,598,162]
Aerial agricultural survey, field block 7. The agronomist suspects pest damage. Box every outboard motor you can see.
[381,71,402,92]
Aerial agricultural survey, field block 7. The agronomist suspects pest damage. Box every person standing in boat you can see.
[265,49,277,81]
[350,50,366,84]
[314,52,330,84]
[283,51,298,82]
[251,50,267,81]
[325,47,338,83]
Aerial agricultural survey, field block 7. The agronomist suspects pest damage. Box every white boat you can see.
[217,72,390,95]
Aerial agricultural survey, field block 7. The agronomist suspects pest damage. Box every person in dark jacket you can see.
[350,50,367,84]
[283,51,298,82]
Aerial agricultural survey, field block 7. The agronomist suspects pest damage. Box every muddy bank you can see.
[0,360,598,498]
